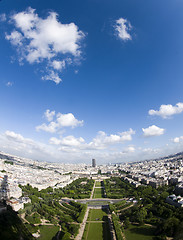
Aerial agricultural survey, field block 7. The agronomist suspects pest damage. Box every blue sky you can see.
[0,0,183,164]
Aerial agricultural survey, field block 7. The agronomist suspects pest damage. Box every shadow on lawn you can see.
[129,225,155,236]
[102,221,111,240]
[102,206,111,240]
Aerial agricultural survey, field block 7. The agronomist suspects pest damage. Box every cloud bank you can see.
[0,127,136,163]
[49,128,135,152]
[2,129,183,164]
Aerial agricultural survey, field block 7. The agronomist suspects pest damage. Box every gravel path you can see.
[75,208,89,240]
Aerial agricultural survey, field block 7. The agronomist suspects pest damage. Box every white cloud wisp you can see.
[0,13,6,22]
[173,136,183,143]
[115,18,132,41]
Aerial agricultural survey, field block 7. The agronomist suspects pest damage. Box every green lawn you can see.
[38,225,59,240]
[82,222,111,240]
[124,224,156,240]
[95,181,102,187]
[25,213,41,224]
[83,209,111,240]
[87,209,108,221]
[93,188,104,198]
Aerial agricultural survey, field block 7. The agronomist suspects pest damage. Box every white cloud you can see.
[44,109,55,122]
[56,113,83,128]
[6,81,13,87]
[6,31,23,46]
[173,136,183,143]
[49,128,135,151]
[49,137,61,145]
[142,125,165,137]
[50,135,85,147]
[149,102,183,119]
[0,13,6,22]
[52,60,66,70]
[5,130,25,142]
[36,110,84,133]
[142,147,160,154]
[123,146,135,153]
[42,71,62,84]
[5,7,85,84]
[89,129,135,149]
[115,18,132,41]
[1,130,68,161]
[36,122,58,133]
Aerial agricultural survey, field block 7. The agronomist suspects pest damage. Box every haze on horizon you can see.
[0,0,183,164]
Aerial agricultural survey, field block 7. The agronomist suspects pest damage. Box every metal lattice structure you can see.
[0,175,10,202]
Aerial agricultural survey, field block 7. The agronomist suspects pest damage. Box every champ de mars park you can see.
[1,152,183,240]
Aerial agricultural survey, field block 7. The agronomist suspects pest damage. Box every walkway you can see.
[75,207,89,240]
[90,181,96,199]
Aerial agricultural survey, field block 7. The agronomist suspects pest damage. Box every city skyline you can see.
[0,0,183,164]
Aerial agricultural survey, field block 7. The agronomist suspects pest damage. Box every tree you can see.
[160,191,169,200]
[174,221,183,240]
[136,207,147,224]
[62,232,71,240]
[163,217,180,237]
[124,217,130,229]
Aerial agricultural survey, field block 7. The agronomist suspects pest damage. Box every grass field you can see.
[38,225,59,240]
[124,224,156,240]
[93,188,104,198]
[82,222,111,240]
[87,209,108,221]
[82,209,111,240]
[95,181,102,187]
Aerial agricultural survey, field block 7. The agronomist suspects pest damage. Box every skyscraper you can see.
[92,159,96,167]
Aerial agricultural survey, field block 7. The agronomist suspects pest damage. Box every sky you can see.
[0,0,183,164]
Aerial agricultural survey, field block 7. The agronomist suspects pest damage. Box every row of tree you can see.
[112,213,124,240]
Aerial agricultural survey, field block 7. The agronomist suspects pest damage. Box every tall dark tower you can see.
[92,159,96,167]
